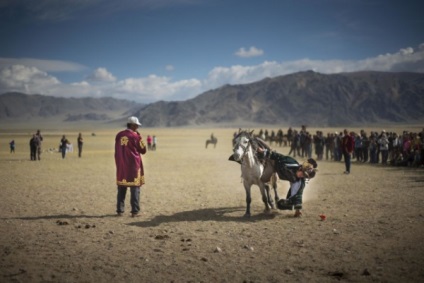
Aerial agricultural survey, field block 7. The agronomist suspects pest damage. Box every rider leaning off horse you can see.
[257,147,318,217]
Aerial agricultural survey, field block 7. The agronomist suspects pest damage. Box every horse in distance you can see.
[205,136,218,149]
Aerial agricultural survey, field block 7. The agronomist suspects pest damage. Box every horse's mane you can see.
[235,130,272,153]
[254,137,271,151]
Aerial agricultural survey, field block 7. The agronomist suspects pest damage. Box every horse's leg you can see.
[272,173,280,204]
[205,141,208,149]
[264,184,275,209]
[244,182,252,217]
[259,183,272,214]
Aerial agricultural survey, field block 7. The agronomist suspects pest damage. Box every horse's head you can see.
[232,130,254,161]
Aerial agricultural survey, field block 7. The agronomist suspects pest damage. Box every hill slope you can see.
[135,71,424,127]
[0,92,142,124]
[1,71,424,127]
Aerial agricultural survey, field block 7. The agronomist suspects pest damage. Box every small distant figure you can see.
[35,129,43,160]
[147,135,152,150]
[60,135,70,159]
[9,140,15,153]
[152,135,157,151]
[342,129,355,174]
[29,134,38,161]
[77,133,83,158]
[206,133,218,149]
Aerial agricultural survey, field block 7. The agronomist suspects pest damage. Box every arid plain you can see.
[0,124,423,283]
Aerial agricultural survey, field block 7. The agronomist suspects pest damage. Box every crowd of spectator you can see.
[257,126,424,168]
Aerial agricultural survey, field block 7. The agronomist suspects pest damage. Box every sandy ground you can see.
[0,126,423,283]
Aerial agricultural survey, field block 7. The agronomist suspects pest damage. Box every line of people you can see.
[260,126,424,169]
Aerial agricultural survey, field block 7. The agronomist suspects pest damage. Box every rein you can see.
[234,133,260,165]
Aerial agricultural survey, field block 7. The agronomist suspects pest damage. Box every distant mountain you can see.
[0,92,143,123]
[135,71,424,127]
[2,71,424,127]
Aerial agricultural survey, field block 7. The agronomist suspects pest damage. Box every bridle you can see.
[233,133,253,161]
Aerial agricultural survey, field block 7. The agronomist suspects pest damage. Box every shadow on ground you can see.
[128,206,280,228]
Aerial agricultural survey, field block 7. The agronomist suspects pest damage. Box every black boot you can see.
[277,199,293,210]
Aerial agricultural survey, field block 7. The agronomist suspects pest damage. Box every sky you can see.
[0,0,423,103]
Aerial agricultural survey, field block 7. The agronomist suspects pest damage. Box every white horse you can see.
[231,130,279,217]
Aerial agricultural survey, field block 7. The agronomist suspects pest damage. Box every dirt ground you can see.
[0,126,423,283]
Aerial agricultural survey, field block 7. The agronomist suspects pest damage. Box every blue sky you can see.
[0,0,423,103]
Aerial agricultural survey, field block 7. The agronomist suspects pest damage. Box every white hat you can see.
[128,116,142,126]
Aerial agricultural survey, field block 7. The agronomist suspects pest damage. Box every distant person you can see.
[354,133,363,162]
[35,129,43,160]
[378,131,389,165]
[115,116,147,217]
[333,132,340,161]
[369,133,378,164]
[361,132,370,163]
[147,135,152,150]
[60,135,70,159]
[29,134,38,161]
[288,130,299,157]
[77,133,83,158]
[342,129,354,174]
[152,135,157,151]
[9,140,15,153]
[324,133,331,160]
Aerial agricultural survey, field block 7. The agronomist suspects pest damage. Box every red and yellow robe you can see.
[115,129,146,187]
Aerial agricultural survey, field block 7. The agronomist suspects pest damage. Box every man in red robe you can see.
[115,116,147,217]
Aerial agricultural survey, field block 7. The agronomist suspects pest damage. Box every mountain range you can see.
[1,71,424,127]
[135,71,424,127]
[0,92,143,124]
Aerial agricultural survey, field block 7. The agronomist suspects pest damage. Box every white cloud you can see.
[235,46,264,58]
[0,65,60,94]
[115,75,202,101]
[1,43,423,103]
[86,67,116,82]
[71,81,90,87]
[165,65,175,71]
[399,47,413,55]
[0,57,86,72]
[206,44,424,87]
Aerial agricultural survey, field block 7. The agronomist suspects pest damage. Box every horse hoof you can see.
[264,209,272,215]
[243,213,251,218]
